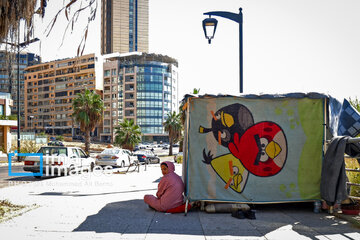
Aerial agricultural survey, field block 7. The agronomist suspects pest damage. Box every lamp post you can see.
[29,115,34,133]
[13,25,39,153]
[3,30,39,153]
[202,8,243,93]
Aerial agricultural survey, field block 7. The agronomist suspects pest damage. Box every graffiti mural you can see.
[199,103,288,193]
[185,96,324,203]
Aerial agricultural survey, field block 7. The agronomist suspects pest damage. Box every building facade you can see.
[23,54,101,138]
[101,52,178,143]
[101,0,149,55]
[0,92,17,153]
[0,50,41,127]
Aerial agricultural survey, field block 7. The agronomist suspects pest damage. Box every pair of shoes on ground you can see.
[231,209,256,220]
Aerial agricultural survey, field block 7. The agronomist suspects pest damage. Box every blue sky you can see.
[26,0,360,102]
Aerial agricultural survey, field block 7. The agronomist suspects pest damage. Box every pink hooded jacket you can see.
[144,161,184,212]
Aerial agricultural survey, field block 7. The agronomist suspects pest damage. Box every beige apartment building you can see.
[101,0,149,54]
[23,54,101,139]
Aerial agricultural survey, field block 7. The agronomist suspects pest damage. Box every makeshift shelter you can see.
[182,93,359,205]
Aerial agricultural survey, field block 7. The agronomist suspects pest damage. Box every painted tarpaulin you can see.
[185,96,324,203]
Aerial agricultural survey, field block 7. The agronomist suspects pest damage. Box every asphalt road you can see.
[0,146,179,189]
[0,165,57,189]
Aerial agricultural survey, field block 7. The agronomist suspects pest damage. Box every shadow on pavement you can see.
[73,200,360,238]
[73,199,205,235]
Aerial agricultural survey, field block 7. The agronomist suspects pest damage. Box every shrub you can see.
[175,155,183,164]
[345,157,360,198]
[56,135,64,141]
[10,140,40,154]
[37,132,46,137]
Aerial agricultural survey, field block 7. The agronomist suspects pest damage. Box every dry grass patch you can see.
[0,199,37,223]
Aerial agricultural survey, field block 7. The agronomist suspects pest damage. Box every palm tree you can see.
[114,119,142,150]
[178,88,200,152]
[163,111,182,156]
[72,89,104,154]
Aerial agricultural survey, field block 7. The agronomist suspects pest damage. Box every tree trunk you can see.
[85,130,91,154]
[169,131,173,156]
[179,138,183,152]
[122,133,130,150]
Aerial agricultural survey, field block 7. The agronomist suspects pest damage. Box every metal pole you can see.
[239,8,243,93]
[17,22,20,154]
[203,9,244,93]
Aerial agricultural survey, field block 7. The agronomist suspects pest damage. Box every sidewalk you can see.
[0,162,359,240]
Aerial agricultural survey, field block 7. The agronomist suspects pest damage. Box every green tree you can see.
[349,97,360,112]
[349,97,360,138]
[163,111,182,156]
[72,89,104,154]
[114,119,142,150]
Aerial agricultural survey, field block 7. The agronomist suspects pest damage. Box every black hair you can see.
[161,162,168,168]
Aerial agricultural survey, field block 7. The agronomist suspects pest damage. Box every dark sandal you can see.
[231,210,245,219]
[244,210,256,219]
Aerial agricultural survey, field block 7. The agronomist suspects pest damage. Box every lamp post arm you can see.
[203,9,242,24]
[203,8,243,93]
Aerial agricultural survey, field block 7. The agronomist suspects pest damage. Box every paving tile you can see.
[344,232,360,240]
[204,229,264,239]
[145,232,205,240]
[148,211,203,232]
[263,224,312,240]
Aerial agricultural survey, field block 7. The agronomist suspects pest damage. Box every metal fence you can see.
[345,137,360,201]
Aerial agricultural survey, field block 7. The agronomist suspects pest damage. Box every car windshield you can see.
[101,149,120,155]
[136,151,146,155]
[38,147,68,156]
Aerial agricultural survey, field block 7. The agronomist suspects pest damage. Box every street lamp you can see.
[202,17,218,44]
[3,23,40,153]
[202,8,243,93]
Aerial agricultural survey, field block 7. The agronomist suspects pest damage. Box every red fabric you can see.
[166,203,191,213]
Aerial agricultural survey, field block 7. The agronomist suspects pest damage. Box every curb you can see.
[333,212,360,228]
[0,162,24,167]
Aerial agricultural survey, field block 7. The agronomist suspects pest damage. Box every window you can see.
[72,149,79,158]
[77,149,87,158]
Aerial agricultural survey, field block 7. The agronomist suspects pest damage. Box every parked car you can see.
[48,140,64,146]
[23,146,95,178]
[123,149,138,164]
[95,147,134,168]
[134,150,160,164]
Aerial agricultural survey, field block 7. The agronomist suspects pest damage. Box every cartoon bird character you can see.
[204,152,249,193]
[199,103,254,148]
[200,103,254,193]
[199,103,288,193]
[228,121,287,177]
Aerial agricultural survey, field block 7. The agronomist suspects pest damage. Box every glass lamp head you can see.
[202,17,218,44]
